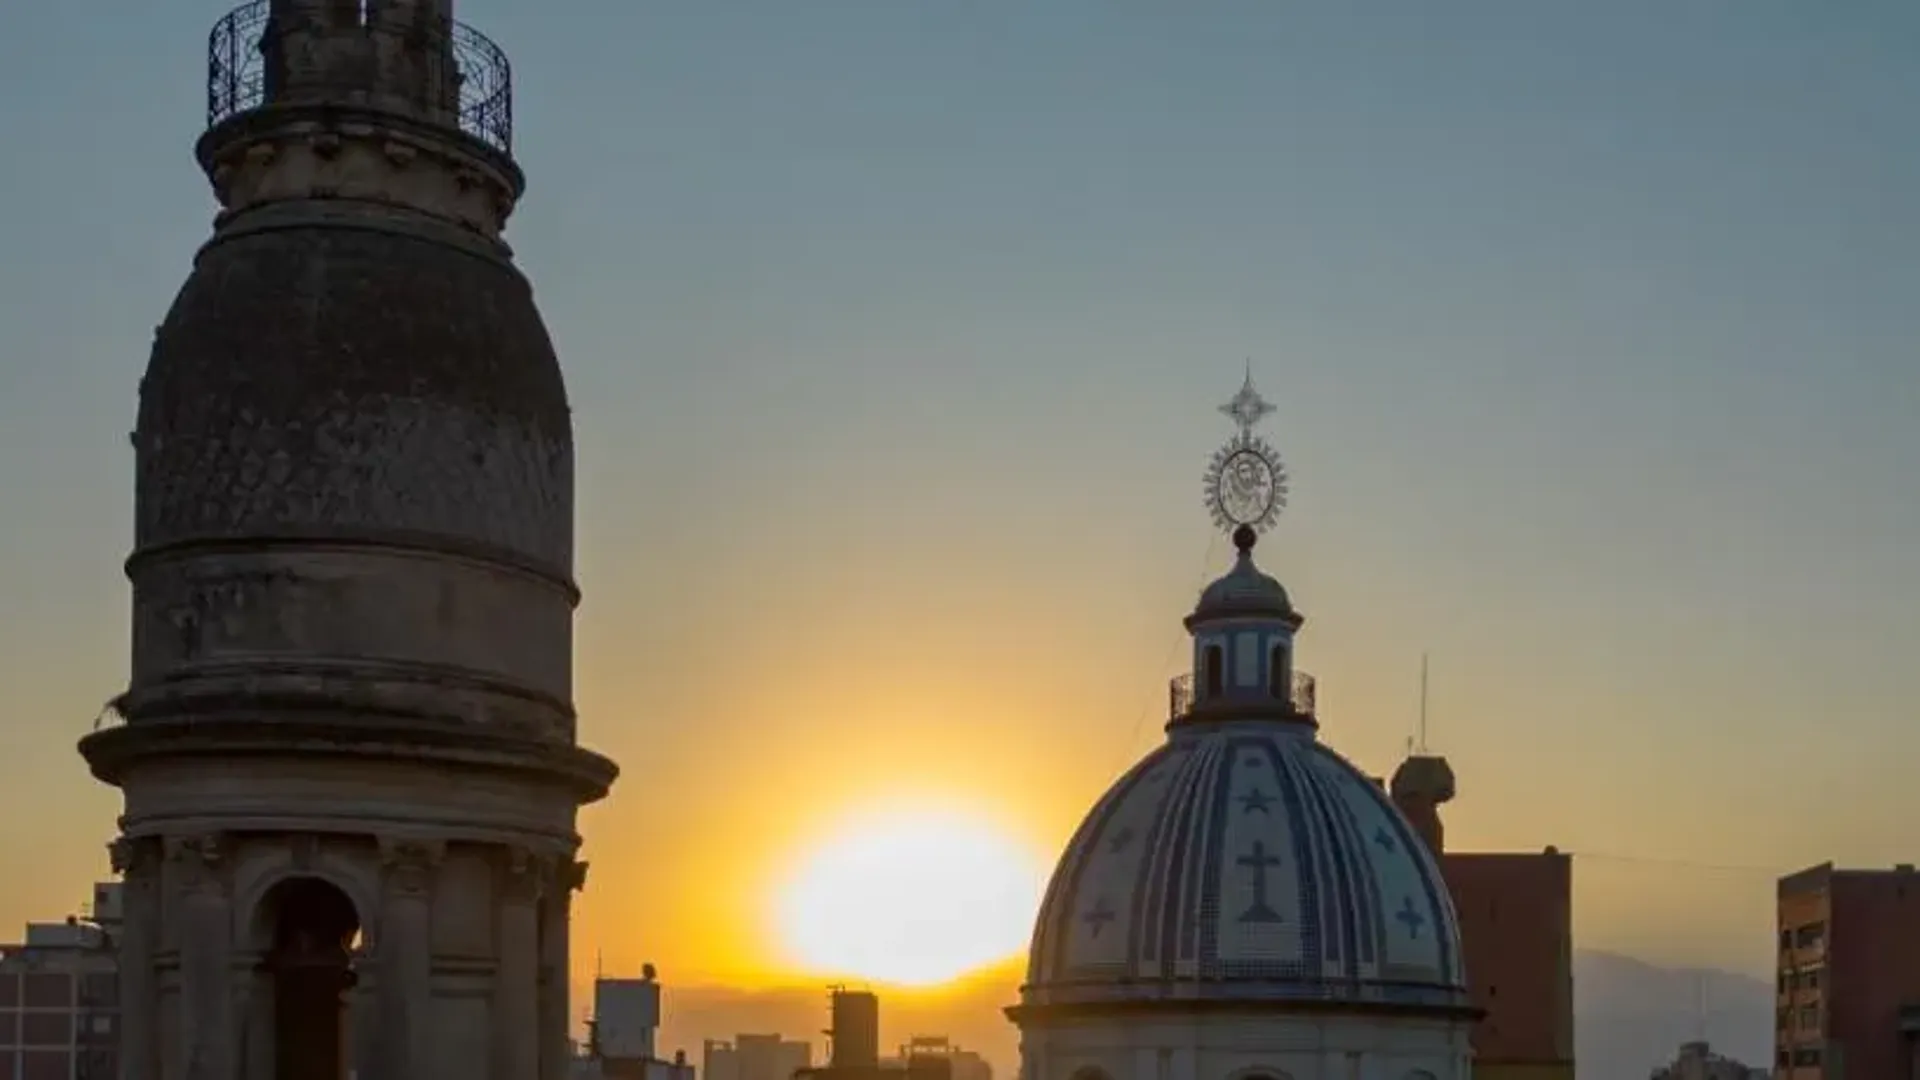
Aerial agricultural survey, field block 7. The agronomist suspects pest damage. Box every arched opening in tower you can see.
[1203,645,1224,698]
[255,876,361,1080]
[1267,643,1290,700]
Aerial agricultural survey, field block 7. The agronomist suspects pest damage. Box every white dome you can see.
[1022,719,1468,1012]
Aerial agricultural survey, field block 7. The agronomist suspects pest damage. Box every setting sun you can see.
[774,808,1049,986]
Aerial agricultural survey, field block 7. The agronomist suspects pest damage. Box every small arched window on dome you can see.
[1268,642,1290,700]
[1203,645,1224,698]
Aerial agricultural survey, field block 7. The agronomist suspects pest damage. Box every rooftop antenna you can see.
[1416,651,1431,753]
[1694,971,1707,1043]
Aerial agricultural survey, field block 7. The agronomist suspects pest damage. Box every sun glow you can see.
[774,808,1049,987]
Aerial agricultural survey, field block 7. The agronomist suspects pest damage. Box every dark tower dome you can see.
[80,4,615,1077]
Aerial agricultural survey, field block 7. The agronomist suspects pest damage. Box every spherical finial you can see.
[1233,524,1258,553]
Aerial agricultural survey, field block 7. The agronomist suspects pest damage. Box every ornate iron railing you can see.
[206,0,514,154]
[1168,670,1316,721]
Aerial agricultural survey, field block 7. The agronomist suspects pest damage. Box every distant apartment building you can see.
[574,965,697,1080]
[1649,1039,1768,1080]
[705,1033,813,1080]
[795,988,957,1080]
[0,882,122,1080]
[1776,861,1920,1079]
[1387,754,1575,1080]
[883,1037,991,1080]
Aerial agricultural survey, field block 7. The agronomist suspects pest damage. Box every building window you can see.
[1794,922,1826,950]
[20,1049,70,1080]
[1793,1047,1822,1067]
[79,974,115,1008]
[20,1011,72,1047]
[1204,646,1224,697]
[19,975,69,1010]
[1268,644,1289,699]
[1778,928,1792,951]
[1799,1005,1818,1031]
[1803,965,1821,990]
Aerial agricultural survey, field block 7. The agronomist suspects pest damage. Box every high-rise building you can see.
[829,990,880,1071]
[1775,861,1920,1078]
[71,1,617,1076]
[0,885,123,1080]
[797,991,945,1080]
[1390,754,1575,1080]
[575,966,696,1080]
[1010,373,1476,1080]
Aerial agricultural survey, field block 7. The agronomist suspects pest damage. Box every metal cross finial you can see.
[1218,361,1276,434]
[1203,363,1289,536]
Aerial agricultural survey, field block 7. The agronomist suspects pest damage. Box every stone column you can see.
[496,847,546,1080]
[377,838,442,1080]
[538,860,586,1080]
[167,833,234,1080]
[239,962,272,1080]
[111,836,160,1080]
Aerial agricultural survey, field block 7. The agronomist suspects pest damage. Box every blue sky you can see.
[0,2,1916,978]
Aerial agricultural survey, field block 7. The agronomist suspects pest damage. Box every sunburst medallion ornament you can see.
[1204,364,1288,535]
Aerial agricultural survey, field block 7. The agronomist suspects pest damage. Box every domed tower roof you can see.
[1021,721,1467,1011]
[1010,371,1473,1063]
[1189,525,1302,626]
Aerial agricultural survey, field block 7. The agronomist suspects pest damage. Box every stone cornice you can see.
[79,716,617,805]
[1004,994,1485,1027]
[125,529,578,606]
[196,101,523,238]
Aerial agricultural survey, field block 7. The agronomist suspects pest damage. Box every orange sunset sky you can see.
[3,2,1920,1071]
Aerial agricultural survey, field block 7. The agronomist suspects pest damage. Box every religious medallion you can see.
[1204,365,1288,534]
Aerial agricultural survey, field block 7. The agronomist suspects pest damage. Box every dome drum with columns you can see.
[1008,373,1477,1080]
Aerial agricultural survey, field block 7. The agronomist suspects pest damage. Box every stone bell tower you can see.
[76,2,618,1078]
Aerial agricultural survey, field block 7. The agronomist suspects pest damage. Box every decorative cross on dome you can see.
[1218,360,1277,433]
[1082,898,1117,938]
[1395,895,1426,940]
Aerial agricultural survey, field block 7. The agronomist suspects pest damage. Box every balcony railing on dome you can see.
[206,0,515,154]
[1168,670,1316,721]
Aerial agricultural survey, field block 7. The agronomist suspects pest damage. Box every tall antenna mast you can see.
[1694,971,1707,1043]
[1417,651,1430,753]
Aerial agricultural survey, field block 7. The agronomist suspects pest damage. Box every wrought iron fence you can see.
[205,0,514,154]
[1169,673,1196,720]
[1167,670,1316,720]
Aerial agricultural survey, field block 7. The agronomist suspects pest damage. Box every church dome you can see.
[1021,717,1467,1012]
[1020,503,1466,1018]
[1190,527,1299,625]
[1011,372,1474,1080]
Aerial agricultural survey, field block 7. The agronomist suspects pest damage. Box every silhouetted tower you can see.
[1390,754,1456,855]
[77,3,616,1078]
[828,989,881,1070]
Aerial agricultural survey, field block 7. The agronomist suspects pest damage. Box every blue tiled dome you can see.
[1022,718,1468,1013]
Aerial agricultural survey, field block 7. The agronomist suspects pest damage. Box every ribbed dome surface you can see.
[1024,719,1466,1011]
